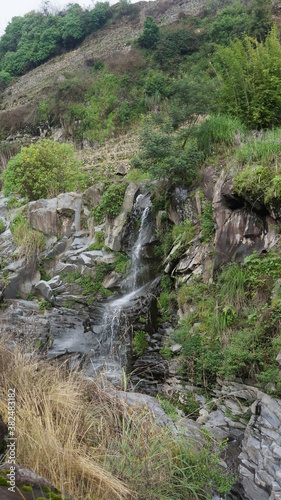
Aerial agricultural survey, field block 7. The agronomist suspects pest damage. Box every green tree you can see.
[214,26,281,129]
[2,139,84,201]
[138,16,159,49]
[59,4,85,48]
[0,16,24,58]
[0,70,12,90]
[249,0,272,41]
[86,2,111,32]
[133,121,202,185]
[119,0,133,15]
[208,2,250,45]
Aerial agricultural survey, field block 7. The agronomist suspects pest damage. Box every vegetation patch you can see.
[92,183,127,224]
[10,215,46,260]
[132,329,148,356]
[2,139,87,201]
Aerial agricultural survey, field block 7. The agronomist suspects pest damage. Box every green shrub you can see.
[88,231,106,251]
[200,201,215,242]
[3,139,85,201]
[220,327,264,380]
[217,263,247,310]
[214,26,281,129]
[92,183,127,224]
[208,3,251,45]
[172,219,194,246]
[133,330,148,356]
[113,253,130,274]
[21,485,32,492]
[0,70,12,90]
[39,300,52,312]
[137,16,160,49]
[62,263,113,303]
[134,123,202,186]
[244,251,281,297]
[154,26,199,69]
[156,395,179,422]
[237,128,281,165]
[0,220,5,234]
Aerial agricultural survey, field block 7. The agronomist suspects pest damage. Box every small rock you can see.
[170,343,182,354]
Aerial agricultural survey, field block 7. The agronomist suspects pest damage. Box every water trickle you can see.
[86,192,156,382]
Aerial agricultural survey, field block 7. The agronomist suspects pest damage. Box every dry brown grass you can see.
[0,345,132,499]
[104,49,146,75]
[0,341,234,499]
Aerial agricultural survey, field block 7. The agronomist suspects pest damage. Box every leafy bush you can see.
[92,183,127,224]
[200,201,215,242]
[133,123,202,186]
[214,26,281,129]
[133,330,148,356]
[217,263,247,310]
[244,251,281,297]
[154,26,199,69]
[172,220,194,246]
[220,327,264,380]
[237,128,281,165]
[113,253,130,274]
[0,4,112,76]
[0,220,5,235]
[233,130,281,209]
[0,70,12,90]
[88,231,106,251]
[137,16,160,49]
[2,139,85,201]
[208,3,251,45]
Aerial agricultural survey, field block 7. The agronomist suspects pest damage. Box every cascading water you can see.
[87,192,156,382]
[103,194,152,345]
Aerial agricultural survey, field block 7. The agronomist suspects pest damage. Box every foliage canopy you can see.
[2,139,85,201]
[214,26,281,129]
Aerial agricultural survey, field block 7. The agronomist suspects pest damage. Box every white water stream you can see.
[102,194,152,356]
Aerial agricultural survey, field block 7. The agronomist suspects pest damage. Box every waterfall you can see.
[86,193,155,381]
[103,194,152,353]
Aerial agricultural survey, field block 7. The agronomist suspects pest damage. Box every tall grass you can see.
[0,345,130,500]
[10,215,46,261]
[195,114,245,157]
[237,128,281,165]
[217,263,247,310]
[0,342,235,499]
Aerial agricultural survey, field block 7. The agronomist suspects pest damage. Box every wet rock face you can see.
[196,381,281,500]
[213,211,277,271]
[168,186,194,225]
[104,182,140,252]
[213,172,280,271]
[28,198,59,236]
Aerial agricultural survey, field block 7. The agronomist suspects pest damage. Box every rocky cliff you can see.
[0,165,280,498]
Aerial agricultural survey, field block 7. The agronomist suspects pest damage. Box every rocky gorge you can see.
[0,163,280,498]
[0,0,280,497]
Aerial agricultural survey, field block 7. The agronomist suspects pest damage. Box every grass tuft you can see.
[0,342,235,499]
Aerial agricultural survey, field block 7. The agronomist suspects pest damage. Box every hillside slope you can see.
[0,0,207,112]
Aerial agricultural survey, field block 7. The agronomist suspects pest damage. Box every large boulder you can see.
[57,192,82,236]
[28,198,58,236]
[104,212,128,251]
